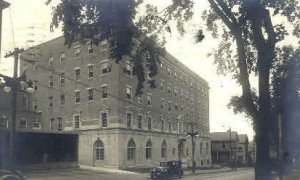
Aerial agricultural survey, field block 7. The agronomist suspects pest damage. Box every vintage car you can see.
[150,161,183,179]
[0,169,26,180]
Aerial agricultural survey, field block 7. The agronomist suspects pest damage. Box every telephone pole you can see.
[187,122,199,173]
[4,47,24,169]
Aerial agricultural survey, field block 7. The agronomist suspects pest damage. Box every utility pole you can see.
[4,47,24,169]
[187,122,198,173]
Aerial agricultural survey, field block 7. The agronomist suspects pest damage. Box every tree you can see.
[46,0,299,179]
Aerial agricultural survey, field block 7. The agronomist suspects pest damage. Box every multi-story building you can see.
[236,134,249,167]
[211,131,239,166]
[20,36,210,169]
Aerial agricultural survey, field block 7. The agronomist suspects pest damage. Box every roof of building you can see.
[210,131,239,142]
[238,134,249,143]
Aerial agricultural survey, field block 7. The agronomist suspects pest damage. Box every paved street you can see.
[24,167,254,180]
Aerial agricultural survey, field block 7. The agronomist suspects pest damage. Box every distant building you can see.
[248,140,256,166]
[210,131,238,166]
[19,36,211,169]
[236,134,249,167]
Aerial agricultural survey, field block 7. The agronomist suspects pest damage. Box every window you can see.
[33,80,38,90]
[222,142,226,148]
[60,73,65,85]
[50,118,55,130]
[32,119,40,129]
[74,68,80,80]
[102,85,108,99]
[147,94,151,106]
[57,117,63,131]
[206,142,209,154]
[87,65,94,78]
[101,62,111,74]
[137,94,142,104]
[174,88,178,96]
[49,96,53,107]
[172,148,176,156]
[207,160,210,165]
[126,112,132,128]
[124,61,132,76]
[168,121,172,132]
[60,52,65,62]
[88,42,94,54]
[87,88,94,101]
[161,120,164,131]
[74,115,80,129]
[32,99,37,110]
[160,80,164,91]
[74,91,80,104]
[161,99,165,109]
[167,67,171,76]
[137,115,142,129]
[147,117,152,130]
[145,140,152,159]
[22,95,27,107]
[20,119,27,128]
[60,94,65,106]
[161,140,167,158]
[49,76,53,87]
[94,140,104,160]
[75,46,80,58]
[127,139,136,160]
[126,86,132,100]
[180,91,183,99]
[167,84,171,94]
[101,112,108,128]
[168,101,172,111]
[200,143,203,155]
[175,104,178,111]
[49,56,54,68]
[174,71,178,79]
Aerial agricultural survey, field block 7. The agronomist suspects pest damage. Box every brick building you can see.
[20,36,210,169]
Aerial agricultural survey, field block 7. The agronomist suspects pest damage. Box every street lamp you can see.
[187,123,199,173]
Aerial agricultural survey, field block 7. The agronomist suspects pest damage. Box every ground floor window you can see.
[146,140,152,159]
[127,139,136,160]
[161,140,167,158]
[94,140,104,160]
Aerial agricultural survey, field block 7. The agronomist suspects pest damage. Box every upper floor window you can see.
[74,91,80,104]
[87,65,94,79]
[137,94,142,104]
[167,84,171,94]
[48,96,53,107]
[168,121,172,132]
[22,95,27,107]
[74,46,80,59]
[168,101,172,111]
[147,94,152,106]
[167,67,171,76]
[74,68,80,80]
[161,99,165,109]
[126,86,132,100]
[147,117,152,130]
[32,119,41,129]
[101,112,108,128]
[126,112,132,128]
[87,88,94,101]
[49,56,54,68]
[88,42,94,54]
[160,80,164,91]
[101,62,111,74]
[137,115,142,129]
[124,61,132,76]
[74,115,80,129]
[49,76,53,87]
[60,73,65,86]
[60,94,65,106]
[174,71,178,80]
[33,80,38,90]
[19,119,27,128]
[60,52,65,62]
[101,85,108,99]
[32,99,37,110]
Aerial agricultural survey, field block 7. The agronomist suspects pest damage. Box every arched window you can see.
[161,140,167,158]
[127,139,136,160]
[145,140,152,159]
[94,140,104,160]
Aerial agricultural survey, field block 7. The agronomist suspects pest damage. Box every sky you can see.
[0,0,255,140]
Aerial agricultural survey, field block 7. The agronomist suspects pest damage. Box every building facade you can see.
[20,36,210,169]
[211,131,238,166]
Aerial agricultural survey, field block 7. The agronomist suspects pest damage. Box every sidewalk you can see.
[79,165,139,175]
[184,167,252,176]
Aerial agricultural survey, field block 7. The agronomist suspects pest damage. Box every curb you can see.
[184,167,252,176]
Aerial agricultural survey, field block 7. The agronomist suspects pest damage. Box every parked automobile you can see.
[150,161,183,179]
[0,169,26,180]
